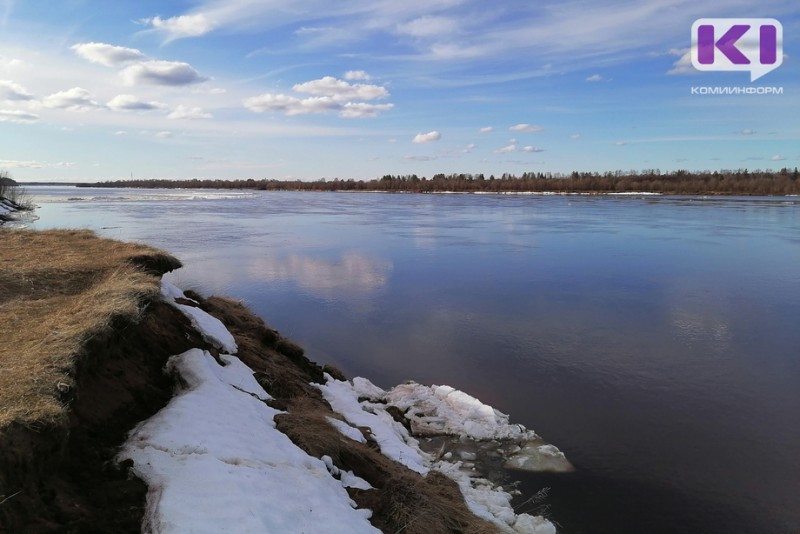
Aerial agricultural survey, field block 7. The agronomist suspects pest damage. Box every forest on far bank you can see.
[79,168,800,195]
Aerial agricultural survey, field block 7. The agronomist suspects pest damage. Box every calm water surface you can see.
[29,186,800,534]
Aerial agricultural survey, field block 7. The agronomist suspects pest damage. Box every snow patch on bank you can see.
[318,375,430,475]
[119,349,379,534]
[160,281,238,354]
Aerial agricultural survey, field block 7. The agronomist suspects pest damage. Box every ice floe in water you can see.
[381,381,572,473]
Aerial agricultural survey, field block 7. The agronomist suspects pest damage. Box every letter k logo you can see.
[691,18,783,81]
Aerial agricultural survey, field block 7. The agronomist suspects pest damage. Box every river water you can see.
[28,186,800,533]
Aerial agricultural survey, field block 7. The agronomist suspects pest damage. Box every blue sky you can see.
[0,0,798,182]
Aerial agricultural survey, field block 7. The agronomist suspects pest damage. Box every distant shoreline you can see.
[63,169,800,196]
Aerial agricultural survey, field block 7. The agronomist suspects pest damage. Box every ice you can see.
[380,381,572,473]
[385,382,534,441]
[352,376,387,399]
[505,443,572,473]
[119,349,378,534]
[433,461,556,534]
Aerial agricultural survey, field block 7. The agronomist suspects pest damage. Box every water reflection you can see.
[247,252,393,299]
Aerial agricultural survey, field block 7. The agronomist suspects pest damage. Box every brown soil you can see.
[0,299,213,533]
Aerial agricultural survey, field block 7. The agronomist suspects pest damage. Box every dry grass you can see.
[0,229,180,429]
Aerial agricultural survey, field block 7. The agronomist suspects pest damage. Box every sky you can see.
[0,0,798,182]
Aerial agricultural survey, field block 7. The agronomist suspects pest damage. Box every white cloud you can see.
[144,14,216,40]
[71,42,146,67]
[42,87,101,111]
[586,73,603,82]
[509,123,544,132]
[404,155,438,161]
[168,105,213,120]
[667,48,696,76]
[243,93,338,116]
[615,141,627,146]
[412,131,441,143]
[771,155,785,161]
[107,94,165,111]
[569,133,582,139]
[192,86,228,95]
[293,76,389,101]
[479,126,493,134]
[155,131,173,139]
[343,70,371,81]
[495,143,516,154]
[114,130,128,136]
[0,159,75,168]
[339,102,394,118]
[738,129,755,135]
[0,109,38,123]
[120,60,207,86]
[0,80,33,101]
[521,146,545,153]
[244,74,393,118]
[396,15,458,37]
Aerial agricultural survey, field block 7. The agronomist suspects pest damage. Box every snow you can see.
[326,416,367,444]
[321,455,373,491]
[160,280,238,354]
[318,376,561,533]
[317,375,430,475]
[160,280,189,302]
[119,349,379,534]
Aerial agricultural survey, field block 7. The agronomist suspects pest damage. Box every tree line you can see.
[79,168,800,195]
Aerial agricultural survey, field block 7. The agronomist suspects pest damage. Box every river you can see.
[28,186,800,533]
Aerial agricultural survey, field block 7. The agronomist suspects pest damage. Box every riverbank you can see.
[0,229,567,533]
